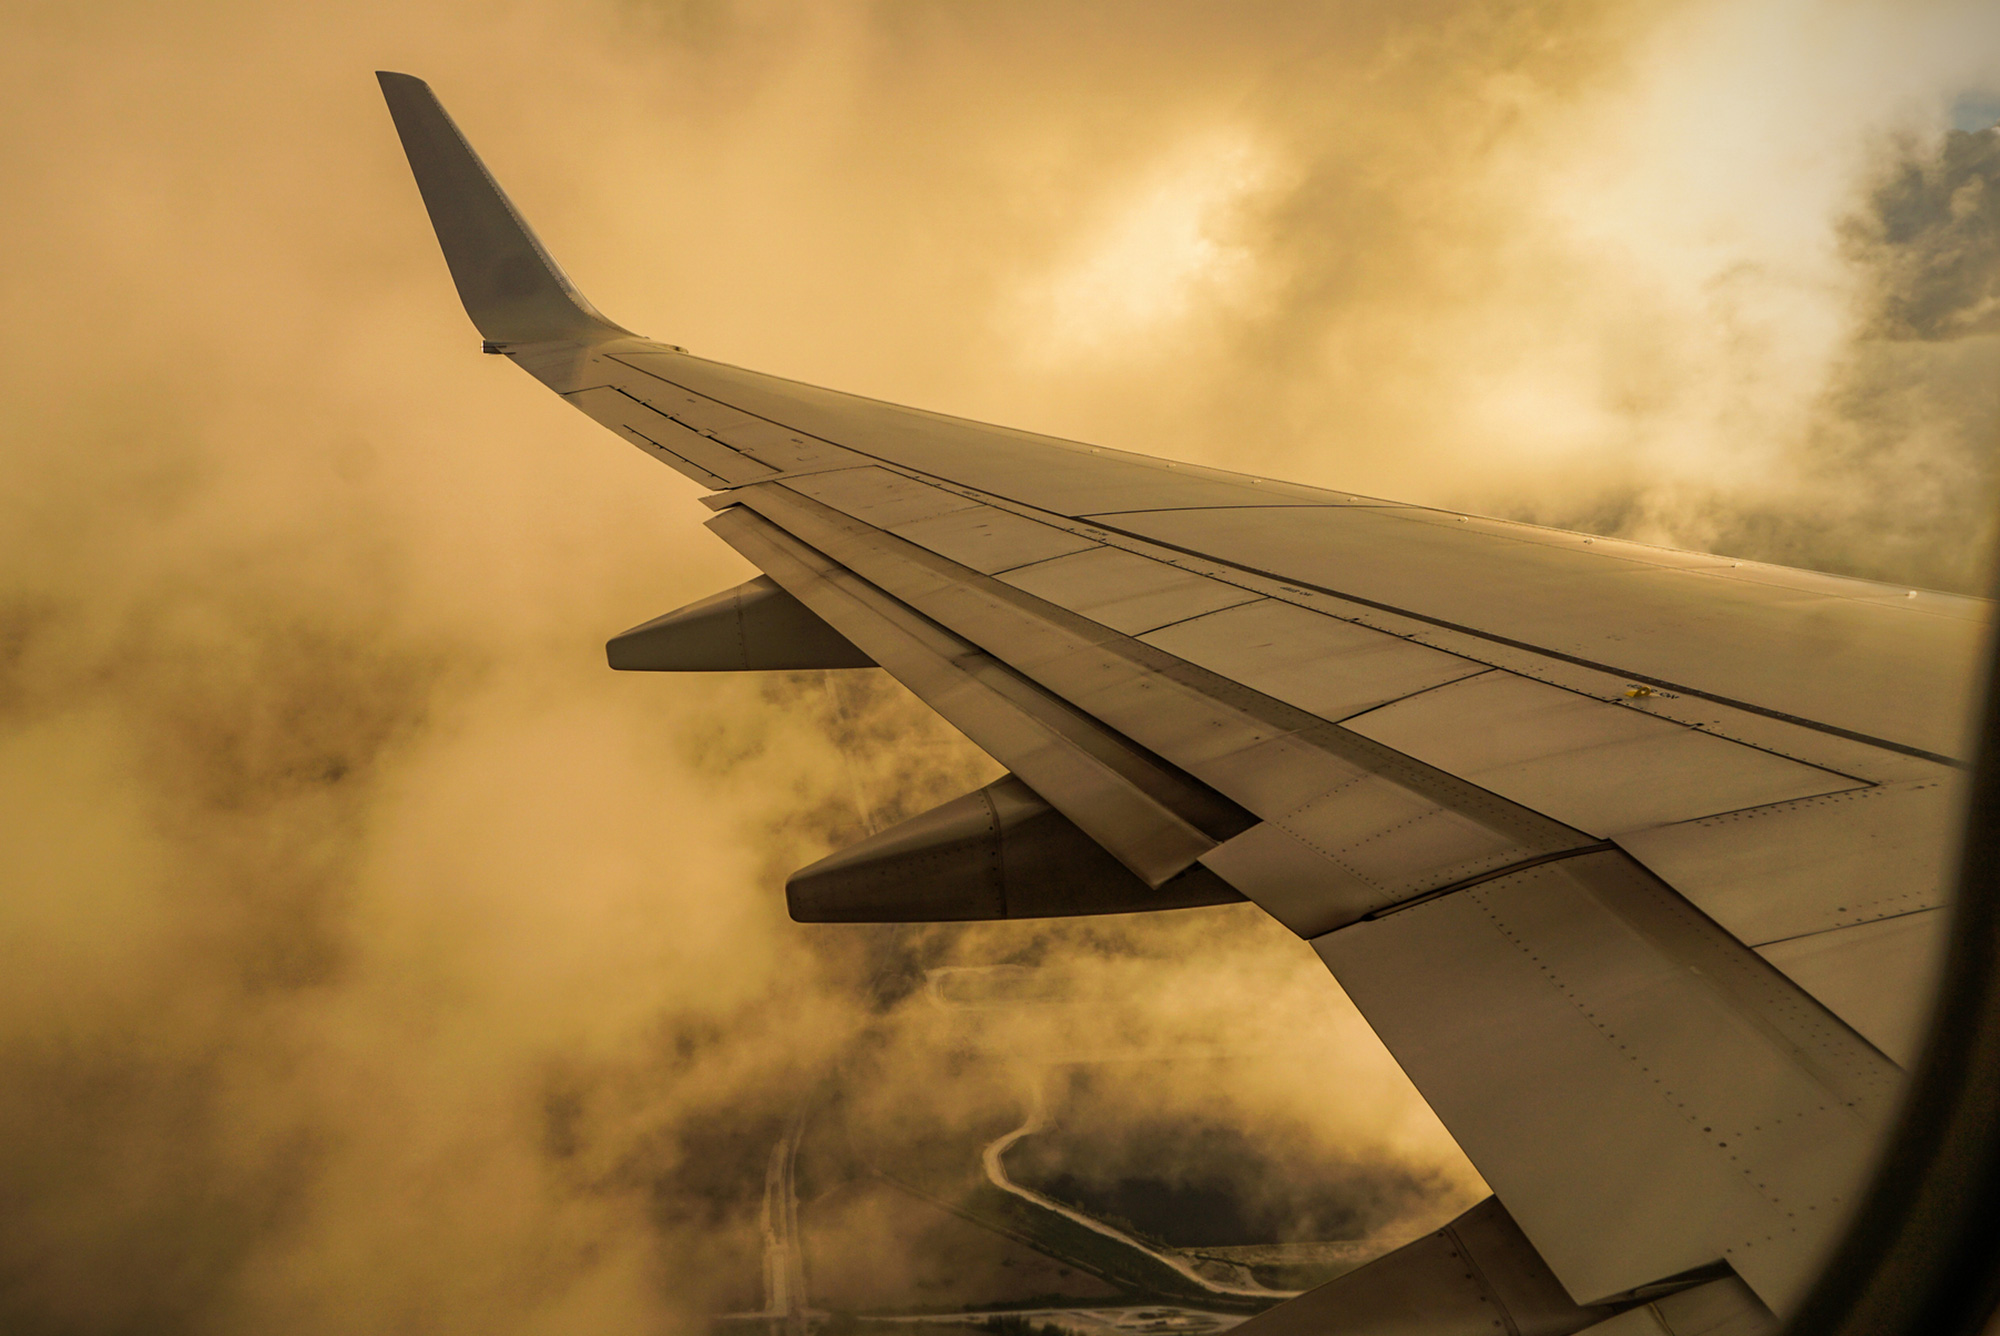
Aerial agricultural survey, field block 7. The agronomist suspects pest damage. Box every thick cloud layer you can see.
[1,1,1997,1332]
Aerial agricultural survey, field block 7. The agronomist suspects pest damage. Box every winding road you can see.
[980,1088,1297,1302]
[759,1104,812,1336]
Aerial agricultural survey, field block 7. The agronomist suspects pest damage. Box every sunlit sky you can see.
[1,2,1997,1331]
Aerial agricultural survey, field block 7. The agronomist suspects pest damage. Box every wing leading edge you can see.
[378,73,1988,1326]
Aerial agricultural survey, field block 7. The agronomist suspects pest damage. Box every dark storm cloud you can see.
[1858,126,2000,341]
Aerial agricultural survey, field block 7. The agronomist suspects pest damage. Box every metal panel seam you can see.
[731,480,1587,858]
[1747,904,1945,951]
[1445,1219,1525,1336]
[704,505,1243,883]
[746,463,1927,783]
[1077,518,1962,768]
[1364,843,1620,920]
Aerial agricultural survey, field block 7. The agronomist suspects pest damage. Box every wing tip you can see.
[376,70,632,346]
[375,70,427,94]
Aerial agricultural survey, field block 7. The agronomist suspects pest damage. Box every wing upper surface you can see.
[532,334,1965,1310]
[693,468,1909,1309]
[533,340,1984,762]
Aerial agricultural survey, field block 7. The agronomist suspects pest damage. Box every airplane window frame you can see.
[1783,608,2000,1335]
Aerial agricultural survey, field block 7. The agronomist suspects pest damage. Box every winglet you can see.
[376,72,631,346]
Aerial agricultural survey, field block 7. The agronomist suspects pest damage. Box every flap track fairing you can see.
[788,774,1245,922]
[608,575,875,672]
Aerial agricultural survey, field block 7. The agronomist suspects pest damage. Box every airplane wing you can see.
[377,72,1988,1333]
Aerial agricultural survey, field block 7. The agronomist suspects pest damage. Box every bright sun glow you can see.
[1024,132,1276,355]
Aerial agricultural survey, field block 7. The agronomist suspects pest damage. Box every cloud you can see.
[0,1,1995,1332]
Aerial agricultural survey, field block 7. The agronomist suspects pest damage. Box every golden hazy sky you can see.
[1,1,1997,1331]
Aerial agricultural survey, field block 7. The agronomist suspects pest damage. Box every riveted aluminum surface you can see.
[604,351,869,474]
[1616,778,1957,946]
[1196,804,1539,939]
[1756,910,1946,1066]
[1000,545,1262,636]
[563,384,761,486]
[785,466,982,528]
[1343,671,1859,836]
[1196,763,1575,939]
[1140,597,1488,723]
[1314,849,1899,1313]
[888,503,1100,574]
[1612,780,1957,1059]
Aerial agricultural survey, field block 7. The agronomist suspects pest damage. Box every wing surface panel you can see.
[786,467,984,526]
[1616,779,1956,947]
[1341,671,1860,837]
[1000,545,1264,635]
[846,476,1931,788]
[1616,777,1955,1063]
[1138,597,1491,722]
[727,478,1869,869]
[1103,506,1980,762]
[1161,576,1943,790]
[1753,911,1945,1065]
[564,384,776,485]
[887,506,1099,574]
[727,481,1585,827]
[607,349,1382,513]
[1317,849,1899,1311]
